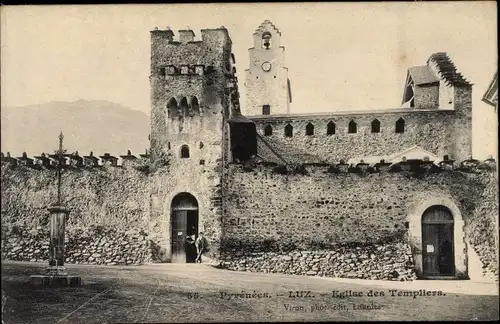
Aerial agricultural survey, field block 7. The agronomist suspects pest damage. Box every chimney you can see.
[179,29,195,43]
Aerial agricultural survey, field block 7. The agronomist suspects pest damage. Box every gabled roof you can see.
[482,71,498,108]
[427,52,472,86]
[407,66,439,85]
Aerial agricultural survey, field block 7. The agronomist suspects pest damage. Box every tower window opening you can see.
[160,67,166,76]
[262,105,271,115]
[179,97,189,117]
[262,32,272,49]
[306,122,314,136]
[348,120,357,134]
[327,121,335,135]
[180,145,190,158]
[395,118,405,133]
[167,98,178,119]
[371,119,381,133]
[285,124,293,137]
[191,96,200,116]
[264,125,273,136]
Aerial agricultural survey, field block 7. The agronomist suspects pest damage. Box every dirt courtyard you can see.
[1,261,498,323]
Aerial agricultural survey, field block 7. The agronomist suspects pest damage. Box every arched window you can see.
[180,145,190,158]
[327,121,335,135]
[285,124,293,137]
[371,119,381,133]
[191,96,199,116]
[262,32,272,49]
[395,118,405,133]
[264,125,273,136]
[348,120,357,134]
[306,122,314,136]
[167,98,178,118]
[179,97,189,117]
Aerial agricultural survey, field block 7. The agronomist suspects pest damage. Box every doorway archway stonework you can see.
[162,190,205,262]
[408,195,468,279]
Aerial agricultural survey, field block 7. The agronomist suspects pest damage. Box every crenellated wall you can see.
[1,158,497,281]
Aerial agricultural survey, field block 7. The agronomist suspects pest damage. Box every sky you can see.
[1,2,498,158]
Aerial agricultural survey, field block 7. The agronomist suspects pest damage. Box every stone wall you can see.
[0,162,153,264]
[1,159,497,281]
[0,163,150,230]
[466,172,499,280]
[222,163,482,248]
[1,225,150,266]
[220,162,497,280]
[220,243,416,281]
[251,109,456,164]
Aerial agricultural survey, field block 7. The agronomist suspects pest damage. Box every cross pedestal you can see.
[30,206,81,287]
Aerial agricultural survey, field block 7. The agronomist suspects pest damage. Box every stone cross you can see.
[47,131,69,276]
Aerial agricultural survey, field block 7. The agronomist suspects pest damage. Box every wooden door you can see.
[171,210,187,263]
[422,206,455,277]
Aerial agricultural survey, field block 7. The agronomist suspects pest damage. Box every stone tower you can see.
[244,20,292,116]
[148,26,239,262]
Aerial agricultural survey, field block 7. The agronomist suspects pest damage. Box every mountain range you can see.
[1,100,150,158]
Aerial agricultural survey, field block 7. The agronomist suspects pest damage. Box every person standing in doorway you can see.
[195,232,208,263]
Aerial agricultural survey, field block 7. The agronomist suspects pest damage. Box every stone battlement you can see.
[0,150,149,168]
[231,156,497,177]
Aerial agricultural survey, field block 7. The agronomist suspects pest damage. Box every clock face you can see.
[262,61,272,72]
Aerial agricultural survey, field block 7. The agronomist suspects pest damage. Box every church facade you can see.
[1,21,497,282]
[145,21,496,281]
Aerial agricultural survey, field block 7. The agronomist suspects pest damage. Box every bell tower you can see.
[244,20,292,116]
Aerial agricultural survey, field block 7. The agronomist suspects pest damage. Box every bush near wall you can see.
[1,224,152,265]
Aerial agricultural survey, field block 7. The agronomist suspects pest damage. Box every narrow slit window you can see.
[180,145,190,158]
[371,119,381,133]
[348,120,357,134]
[395,118,405,133]
[306,122,314,136]
[262,105,271,115]
[327,121,335,135]
[285,124,293,137]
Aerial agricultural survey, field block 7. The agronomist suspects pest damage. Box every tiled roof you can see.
[408,66,439,85]
[427,52,472,86]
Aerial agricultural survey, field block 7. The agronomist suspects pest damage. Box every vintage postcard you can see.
[1,2,498,323]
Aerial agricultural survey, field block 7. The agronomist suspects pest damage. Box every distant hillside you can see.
[1,100,150,158]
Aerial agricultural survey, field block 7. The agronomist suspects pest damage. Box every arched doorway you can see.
[422,205,455,277]
[171,193,199,263]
